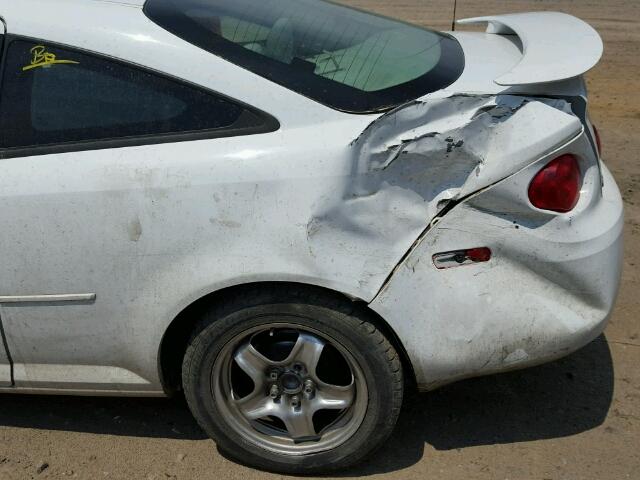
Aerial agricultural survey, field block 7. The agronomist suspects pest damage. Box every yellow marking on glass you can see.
[22,45,79,71]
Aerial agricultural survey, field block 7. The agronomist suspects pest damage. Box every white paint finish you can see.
[12,364,152,389]
[444,32,522,95]
[0,123,375,391]
[0,0,623,395]
[371,136,623,389]
[458,12,604,86]
[0,294,96,303]
[0,94,587,393]
[445,32,588,97]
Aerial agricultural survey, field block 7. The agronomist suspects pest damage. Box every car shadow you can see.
[341,334,614,476]
[0,335,613,475]
[0,392,207,440]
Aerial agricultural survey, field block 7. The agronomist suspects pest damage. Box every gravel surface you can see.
[1,1,639,479]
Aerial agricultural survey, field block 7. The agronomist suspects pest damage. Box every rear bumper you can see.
[370,162,623,390]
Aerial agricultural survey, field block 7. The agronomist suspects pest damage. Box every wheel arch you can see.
[158,281,416,395]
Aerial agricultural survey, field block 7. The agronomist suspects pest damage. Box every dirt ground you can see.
[1,1,639,479]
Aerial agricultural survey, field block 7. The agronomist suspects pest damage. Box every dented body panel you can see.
[370,139,623,389]
[0,1,623,395]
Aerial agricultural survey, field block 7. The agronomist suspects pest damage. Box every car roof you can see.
[0,0,145,20]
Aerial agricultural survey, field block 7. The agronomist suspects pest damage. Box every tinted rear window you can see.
[144,0,465,113]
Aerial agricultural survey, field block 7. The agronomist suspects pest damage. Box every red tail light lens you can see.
[528,154,581,213]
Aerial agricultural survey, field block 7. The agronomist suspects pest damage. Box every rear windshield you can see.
[144,0,465,113]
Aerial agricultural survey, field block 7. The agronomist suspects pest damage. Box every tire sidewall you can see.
[183,301,401,473]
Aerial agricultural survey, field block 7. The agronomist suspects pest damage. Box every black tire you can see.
[182,285,404,474]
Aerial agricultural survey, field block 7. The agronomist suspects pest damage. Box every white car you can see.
[0,0,623,474]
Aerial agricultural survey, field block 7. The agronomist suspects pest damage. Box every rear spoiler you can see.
[457,12,603,86]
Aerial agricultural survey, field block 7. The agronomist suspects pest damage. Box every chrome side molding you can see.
[0,294,96,304]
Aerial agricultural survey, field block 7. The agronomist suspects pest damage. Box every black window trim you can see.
[0,34,280,160]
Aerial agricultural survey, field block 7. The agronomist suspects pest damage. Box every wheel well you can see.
[158,282,417,395]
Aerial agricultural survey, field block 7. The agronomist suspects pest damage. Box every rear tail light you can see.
[528,154,581,213]
[593,125,602,157]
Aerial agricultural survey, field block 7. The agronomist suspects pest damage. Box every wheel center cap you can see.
[280,372,302,394]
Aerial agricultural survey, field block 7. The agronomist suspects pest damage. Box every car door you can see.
[0,36,275,391]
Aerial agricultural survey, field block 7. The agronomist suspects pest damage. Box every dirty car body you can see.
[0,0,623,473]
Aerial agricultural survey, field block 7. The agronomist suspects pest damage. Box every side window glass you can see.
[0,40,269,150]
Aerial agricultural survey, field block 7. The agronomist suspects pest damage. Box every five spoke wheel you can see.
[212,325,367,454]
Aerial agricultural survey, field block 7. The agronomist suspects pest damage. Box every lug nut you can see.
[303,379,315,399]
[269,384,280,399]
[291,395,301,409]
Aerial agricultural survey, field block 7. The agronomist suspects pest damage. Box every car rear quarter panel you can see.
[370,134,623,390]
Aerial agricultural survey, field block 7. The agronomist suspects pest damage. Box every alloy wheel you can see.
[211,323,368,455]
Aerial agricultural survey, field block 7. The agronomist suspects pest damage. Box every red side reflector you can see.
[466,247,492,262]
[433,247,492,270]
[528,154,581,213]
